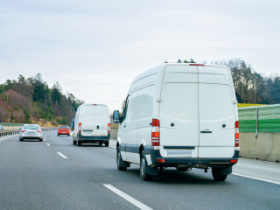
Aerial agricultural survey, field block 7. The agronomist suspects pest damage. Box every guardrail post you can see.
[255,108,259,138]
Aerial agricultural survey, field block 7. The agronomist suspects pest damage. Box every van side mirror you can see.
[113,110,120,123]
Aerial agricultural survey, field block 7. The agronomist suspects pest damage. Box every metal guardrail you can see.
[0,131,19,138]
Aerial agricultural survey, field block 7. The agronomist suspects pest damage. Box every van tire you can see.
[140,151,153,181]
[73,140,76,145]
[116,148,127,171]
[99,141,103,146]
[212,168,228,181]
[105,141,109,147]
[77,139,81,146]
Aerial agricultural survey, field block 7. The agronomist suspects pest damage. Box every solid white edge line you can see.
[232,173,280,185]
[57,152,68,159]
[46,143,51,146]
[103,184,152,210]
[109,146,116,148]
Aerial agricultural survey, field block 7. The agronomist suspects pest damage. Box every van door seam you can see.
[197,66,200,159]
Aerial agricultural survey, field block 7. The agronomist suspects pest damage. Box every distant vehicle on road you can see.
[57,125,70,136]
[19,124,43,142]
[0,125,3,130]
[113,63,239,181]
[72,104,110,147]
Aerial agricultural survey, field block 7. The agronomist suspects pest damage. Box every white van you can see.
[73,104,110,146]
[113,63,239,181]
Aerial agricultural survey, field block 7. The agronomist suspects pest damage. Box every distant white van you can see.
[113,63,239,181]
[73,104,110,146]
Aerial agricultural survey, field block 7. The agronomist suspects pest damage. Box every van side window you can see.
[129,85,155,121]
[122,95,130,121]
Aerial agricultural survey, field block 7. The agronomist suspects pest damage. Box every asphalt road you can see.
[0,131,280,210]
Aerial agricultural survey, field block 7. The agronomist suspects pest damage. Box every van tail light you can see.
[36,130,42,133]
[78,122,82,133]
[108,123,110,134]
[151,119,160,146]
[21,130,26,133]
[235,121,239,147]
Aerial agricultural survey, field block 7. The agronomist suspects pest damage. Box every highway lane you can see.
[1,131,280,210]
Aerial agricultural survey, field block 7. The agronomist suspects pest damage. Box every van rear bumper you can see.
[144,146,239,168]
[78,133,109,142]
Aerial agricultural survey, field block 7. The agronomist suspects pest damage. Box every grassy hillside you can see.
[0,74,83,126]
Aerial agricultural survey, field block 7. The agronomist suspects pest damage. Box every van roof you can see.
[80,103,107,106]
[132,63,228,84]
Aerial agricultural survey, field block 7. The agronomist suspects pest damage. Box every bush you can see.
[23,109,31,123]
[13,105,20,111]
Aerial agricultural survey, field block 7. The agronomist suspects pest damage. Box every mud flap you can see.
[220,166,232,175]
[144,156,158,175]
[118,148,130,167]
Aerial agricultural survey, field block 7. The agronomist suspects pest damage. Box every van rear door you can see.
[198,66,235,158]
[81,105,108,137]
[159,65,199,158]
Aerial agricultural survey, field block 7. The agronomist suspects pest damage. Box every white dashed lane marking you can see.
[57,152,68,159]
[103,184,152,210]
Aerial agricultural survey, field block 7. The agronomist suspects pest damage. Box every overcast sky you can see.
[1,0,280,112]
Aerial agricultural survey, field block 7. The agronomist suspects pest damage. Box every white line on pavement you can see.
[57,152,68,159]
[0,135,19,142]
[103,184,152,210]
[46,143,51,146]
[232,173,280,185]
[109,146,116,149]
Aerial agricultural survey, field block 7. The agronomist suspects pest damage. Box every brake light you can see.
[151,119,160,146]
[36,130,42,133]
[108,123,110,134]
[235,121,239,147]
[78,122,82,133]
[157,159,165,163]
[230,159,238,164]
[21,130,26,133]
[189,64,205,66]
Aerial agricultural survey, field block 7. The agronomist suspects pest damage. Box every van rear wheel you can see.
[77,139,81,146]
[212,168,228,181]
[105,141,109,147]
[140,151,153,181]
[73,140,76,145]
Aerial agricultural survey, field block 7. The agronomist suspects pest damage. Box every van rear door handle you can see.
[200,131,212,133]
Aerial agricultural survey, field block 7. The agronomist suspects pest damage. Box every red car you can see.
[58,125,70,136]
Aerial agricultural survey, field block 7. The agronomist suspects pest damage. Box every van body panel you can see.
[80,105,108,136]
[198,66,235,158]
[198,147,235,158]
[159,66,199,158]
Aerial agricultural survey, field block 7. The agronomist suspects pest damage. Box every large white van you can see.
[113,63,239,181]
[73,104,110,146]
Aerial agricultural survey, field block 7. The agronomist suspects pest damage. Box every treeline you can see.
[167,58,279,104]
[0,73,83,124]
